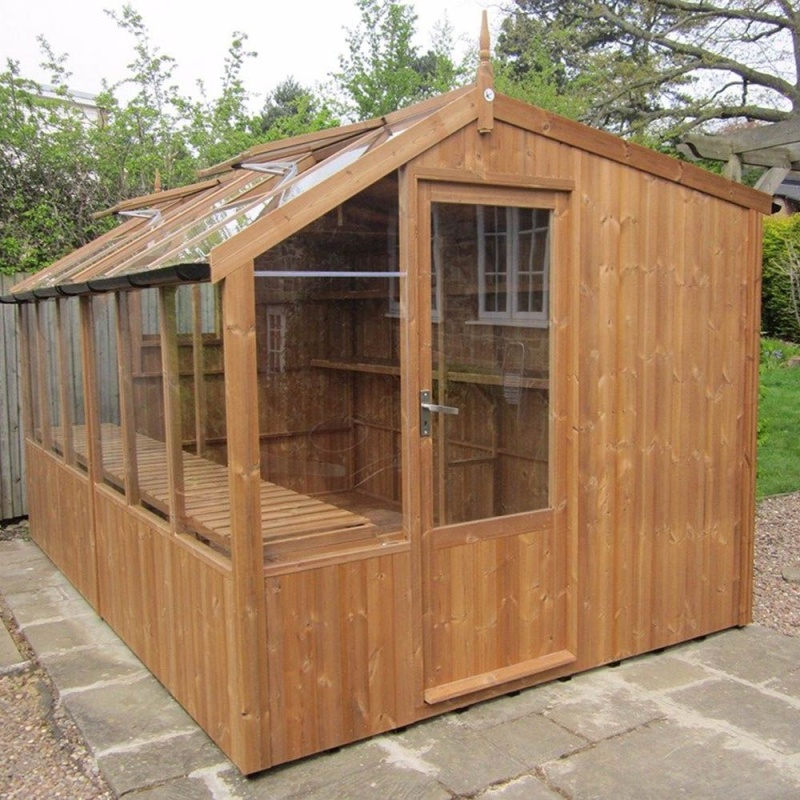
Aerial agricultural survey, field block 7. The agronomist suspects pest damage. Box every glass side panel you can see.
[254,173,403,560]
[176,284,229,555]
[126,288,169,523]
[62,297,86,471]
[40,300,62,455]
[90,295,122,493]
[431,202,551,526]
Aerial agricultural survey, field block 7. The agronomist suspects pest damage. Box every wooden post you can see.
[80,294,103,611]
[116,292,141,505]
[159,286,187,532]
[477,11,495,135]
[222,263,269,772]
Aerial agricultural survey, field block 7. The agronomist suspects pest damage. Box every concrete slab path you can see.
[3,537,800,799]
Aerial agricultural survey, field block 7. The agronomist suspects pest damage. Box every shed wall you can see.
[409,118,759,669]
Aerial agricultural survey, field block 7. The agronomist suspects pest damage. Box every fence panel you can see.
[0,274,26,520]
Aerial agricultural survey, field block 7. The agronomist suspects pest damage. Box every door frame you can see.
[401,168,578,706]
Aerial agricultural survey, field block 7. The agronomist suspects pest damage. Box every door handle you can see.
[420,390,459,436]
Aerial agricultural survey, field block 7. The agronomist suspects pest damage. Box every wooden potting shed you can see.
[3,33,771,774]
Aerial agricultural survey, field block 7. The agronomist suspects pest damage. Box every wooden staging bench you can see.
[66,424,381,556]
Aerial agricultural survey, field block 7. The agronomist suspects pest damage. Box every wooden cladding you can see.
[20,105,761,775]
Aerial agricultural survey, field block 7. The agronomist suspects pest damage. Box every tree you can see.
[333,0,466,119]
[0,56,108,275]
[497,0,800,140]
[254,77,338,141]
[181,33,263,169]
[91,5,195,198]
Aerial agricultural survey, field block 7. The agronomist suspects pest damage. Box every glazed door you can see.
[416,182,575,705]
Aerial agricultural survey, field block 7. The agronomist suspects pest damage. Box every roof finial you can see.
[477,10,494,134]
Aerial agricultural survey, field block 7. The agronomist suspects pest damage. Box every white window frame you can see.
[265,305,287,374]
[477,206,550,326]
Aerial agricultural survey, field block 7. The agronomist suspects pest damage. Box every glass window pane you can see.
[23,305,42,444]
[62,298,86,471]
[92,295,122,493]
[176,284,230,554]
[255,174,404,560]
[40,301,62,454]
[432,202,550,526]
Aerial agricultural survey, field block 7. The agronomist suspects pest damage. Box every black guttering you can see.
[0,263,211,304]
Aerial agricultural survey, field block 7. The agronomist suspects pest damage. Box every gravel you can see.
[754,492,800,637]
[0,498,798,798]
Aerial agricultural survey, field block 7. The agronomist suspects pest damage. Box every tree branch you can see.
[588,1,800,107]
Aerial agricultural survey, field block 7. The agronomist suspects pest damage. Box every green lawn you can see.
[758,339,800,497]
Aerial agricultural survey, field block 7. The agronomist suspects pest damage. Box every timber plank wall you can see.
[0,274,26,520]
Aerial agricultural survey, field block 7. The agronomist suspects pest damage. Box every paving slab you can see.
[677,625,800,684]
[453,684,558,731]
[2,584,90,627]
[227,740,389,799]
[115,778,214,799]
[62,675,198,752]
[20,615,123,657]
[475,774,564,800]
[298,759,453,800]
[543,718,800,800]
[389,715,529,796]
[479,712,585,768]
[669,677,800,755]
[39,641,147,690]
[97,730,225,797]
[616,653,712,692]
[0,617,24,669]
[542,670,664,742]
[765,667,800,699]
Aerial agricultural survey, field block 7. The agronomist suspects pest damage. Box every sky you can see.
[1,0,498,104]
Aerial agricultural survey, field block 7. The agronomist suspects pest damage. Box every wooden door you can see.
[416,181,576,705]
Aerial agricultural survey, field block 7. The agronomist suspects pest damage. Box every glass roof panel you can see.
[112,192,276,274]
[72,172,279,281]
[279,142,372,206]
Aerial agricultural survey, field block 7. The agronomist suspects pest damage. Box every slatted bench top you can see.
[67,424,375,553]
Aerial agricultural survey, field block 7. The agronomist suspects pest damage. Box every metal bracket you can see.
[420,390,459,437]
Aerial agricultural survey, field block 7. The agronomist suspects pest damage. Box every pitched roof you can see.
[3,84,770,303]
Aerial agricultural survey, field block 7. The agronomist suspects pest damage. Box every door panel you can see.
[418,184,574,704]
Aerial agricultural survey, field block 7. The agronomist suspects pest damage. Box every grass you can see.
[758,337,800,497]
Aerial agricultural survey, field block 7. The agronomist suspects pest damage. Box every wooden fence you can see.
[0,274,26,520]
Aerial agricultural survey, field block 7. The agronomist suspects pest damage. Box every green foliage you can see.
[761,216,800,343]
[0,5,338,275]
[333,0,466,120]
[0,56,109,275]
[495,0,798,141]
[758,359,800,497]
[254,78,339,143]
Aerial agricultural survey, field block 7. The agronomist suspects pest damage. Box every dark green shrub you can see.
[762,215,800,342]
